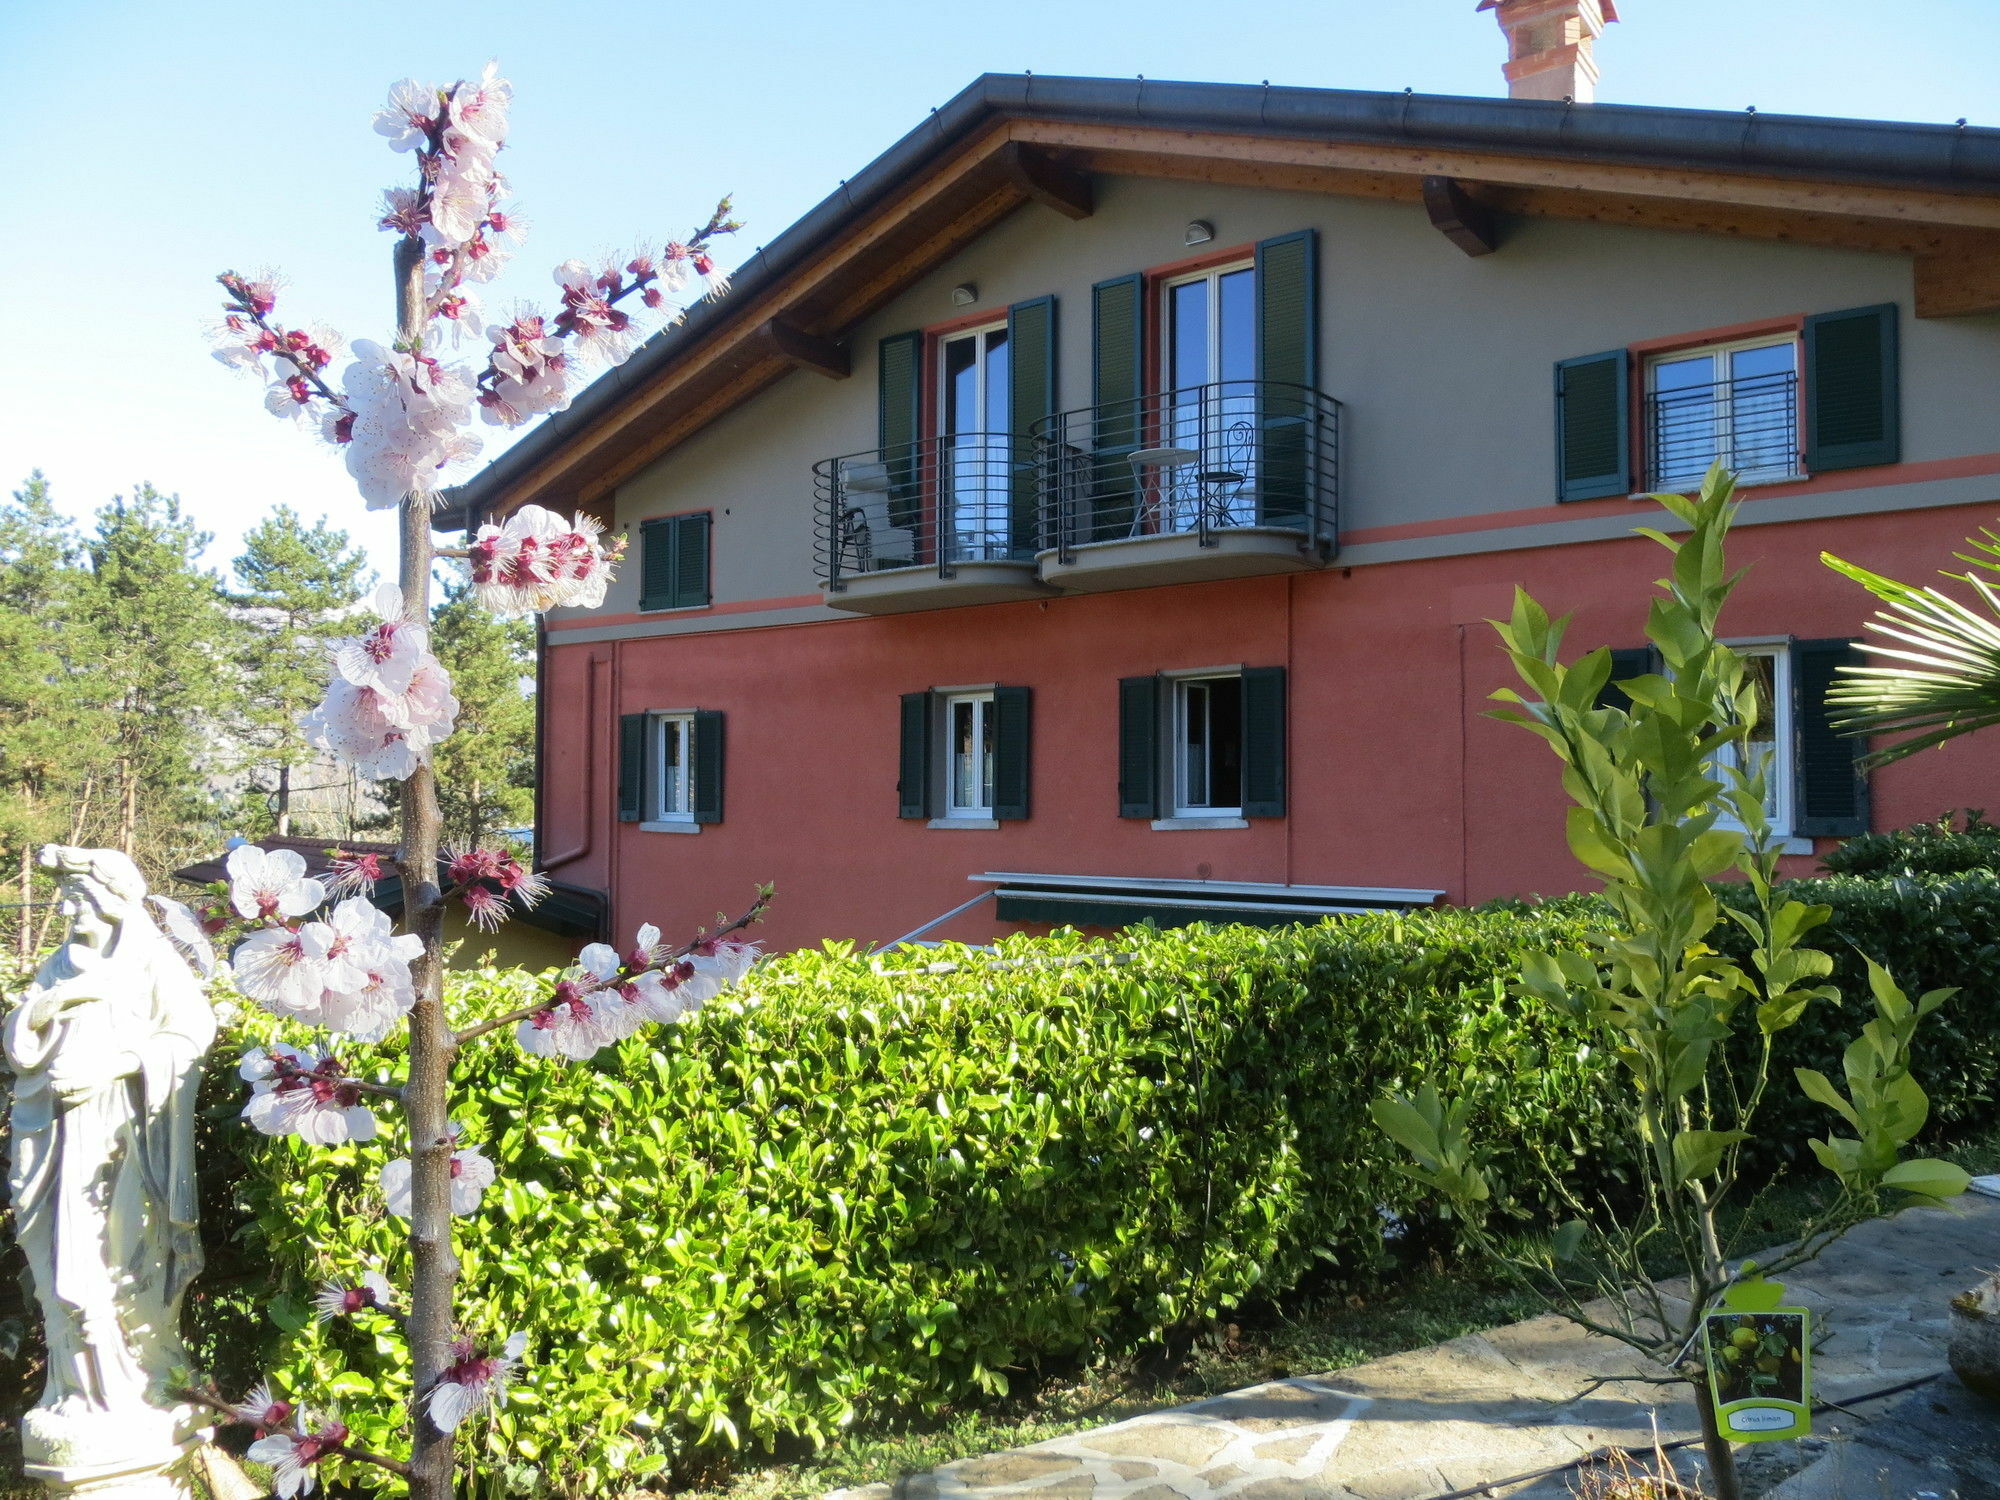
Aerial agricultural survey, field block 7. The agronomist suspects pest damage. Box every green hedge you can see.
[1817,810,2000,878]
[178,874,2000,1494]
[198,909,1616,1494]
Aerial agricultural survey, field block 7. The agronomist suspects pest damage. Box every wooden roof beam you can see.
[756,317,850,379]
[1916,240,2000,317]
[992,140,1094,220]
[1421,176,1501,256]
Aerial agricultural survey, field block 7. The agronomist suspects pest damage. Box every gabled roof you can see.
[447,72,2000,525]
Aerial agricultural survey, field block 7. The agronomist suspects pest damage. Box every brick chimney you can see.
[1478,0,1618,103]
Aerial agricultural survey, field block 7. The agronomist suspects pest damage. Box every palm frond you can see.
[1826,551,2000,767]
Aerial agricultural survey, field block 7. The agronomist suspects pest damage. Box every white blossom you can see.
[226,845,327,921]
[380,1142,496,1219]
[428,1331,526,1433]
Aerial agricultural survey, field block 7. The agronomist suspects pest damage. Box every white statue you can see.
[4,847,217,1500]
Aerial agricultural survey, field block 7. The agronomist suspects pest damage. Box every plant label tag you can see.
[1704,1280,1810,1444]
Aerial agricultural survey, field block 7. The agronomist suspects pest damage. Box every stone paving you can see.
[830,1198,2000,1500]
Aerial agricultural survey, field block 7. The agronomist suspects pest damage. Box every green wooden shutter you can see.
[1118,675,1160,819]
[691,710,725,825]
[1555,352,1630,501]
[1805,305,1899,473]
[1792,639,1869,837]
[1240,666,1287,818]
[639,519,674,610]
[617,713,648,821]
[1255,231,1319,531]
[1595,646,1661,712]
[1007,297,1058,559]
[671,513,710,608]
[639,514,711,609]
[1089,274,1146,541]
[879,331,924,530]
[897,691,934,819]
[992,685,1032,821]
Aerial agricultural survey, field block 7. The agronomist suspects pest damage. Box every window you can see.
[943,692,996,819]
[938,324,1011,562]
[1712,646,1793,836]
[1118,668,1285,822]
[653,714,695,823]
[897,687,1031,822]
[638,513,711,611]
[1646,337,1800,491]
[1171,675,1244,817]
[1157,263,1259,531]
[616,710,724,827]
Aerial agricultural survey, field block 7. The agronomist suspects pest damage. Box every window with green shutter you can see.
[897,691,935,819]
[1792,638,1869,837]
[879,331,924,530]
[898,687,1032,822]
[1555,351,1631,501]
[1006,297,1058,558]
[1595,647,1662,712]
[1117,675,1160,819]
[638,513,711,611]
[1255,232,1318,530]
[1089,274,1146,541]
[1240,666,1287,818]
[991,685,1032,821]
[616,712,648,822]
[691,710,725,825]
[1805,305,1899,473]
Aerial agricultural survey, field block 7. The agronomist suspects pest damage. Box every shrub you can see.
[1818,810,2000,878]
[198,909,1617,1494]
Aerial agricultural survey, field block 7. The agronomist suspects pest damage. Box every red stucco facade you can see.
[534,495,2000,953]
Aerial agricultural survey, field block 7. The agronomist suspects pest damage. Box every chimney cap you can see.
[1477,0,1619,15]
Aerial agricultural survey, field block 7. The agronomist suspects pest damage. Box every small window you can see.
[1171,675,1244,817]
[638,513,712,611]
[1646,338,1800,491]
[653,713,695,822]
[943,692,996,819]
[1713,644,1794,837]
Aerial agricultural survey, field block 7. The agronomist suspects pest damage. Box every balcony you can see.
[814,435,1054,614]
[1032,380,1339,594]
[1645,368,1802,491]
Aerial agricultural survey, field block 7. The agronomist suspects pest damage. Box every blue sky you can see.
[4,0,1997,582]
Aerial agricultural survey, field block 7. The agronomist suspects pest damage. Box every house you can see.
[448,2,2000,952]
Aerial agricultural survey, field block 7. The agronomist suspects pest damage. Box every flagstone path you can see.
[829,1197,2000,1500]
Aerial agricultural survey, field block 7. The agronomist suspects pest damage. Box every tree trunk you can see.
[276,761,292,837]
[391,233,459,1500]
[117,754,138,859]
[1693,1376,1742,1500]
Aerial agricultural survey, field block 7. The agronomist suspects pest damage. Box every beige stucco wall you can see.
[552,173,2000,623]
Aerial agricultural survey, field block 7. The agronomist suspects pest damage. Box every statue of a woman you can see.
[4,846,216,1494]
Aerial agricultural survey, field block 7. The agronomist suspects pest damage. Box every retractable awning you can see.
[971,871,1444,930]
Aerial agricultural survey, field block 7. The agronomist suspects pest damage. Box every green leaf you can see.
[1881,1158,1972,1201]
[1672,1129,1748,1184]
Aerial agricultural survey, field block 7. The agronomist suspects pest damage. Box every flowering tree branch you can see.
[195,61,756,1500]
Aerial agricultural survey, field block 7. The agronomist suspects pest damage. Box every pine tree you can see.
[0,472,110,955]
[77,484,239,867]
[429,576,535,851]
[229,507,370,836]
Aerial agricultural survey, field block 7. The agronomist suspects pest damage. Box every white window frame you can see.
[1169,671,1244,820]
[941,690,996,821]
[1713,639,1800,846]
[651,712,696,825]
[1159,261,1256,393]
[1644,334,1803,491]
[936,321,1009,438]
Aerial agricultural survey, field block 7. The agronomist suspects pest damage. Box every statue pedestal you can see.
[22,1447,199,1500]
[20,1408,205,1500]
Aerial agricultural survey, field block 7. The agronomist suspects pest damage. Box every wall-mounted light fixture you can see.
[1184,220,1215,246]
[951,283,978,307]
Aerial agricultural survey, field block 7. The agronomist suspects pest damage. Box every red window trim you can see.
[1140,241,1257,401]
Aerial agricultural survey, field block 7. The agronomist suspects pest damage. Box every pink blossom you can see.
[248,1416,349,1499]
[332,585,428,695]
[461,884,510,931]
[515,978,615,1060]
[327,849,388,896]
[373,78,439,153]
[228,1381,295,1436]
[339,340,481,510]
[380,1141,495,1219]
[239,1044,378,1144]
[313,1270,396,1322]
[304,595,459,784]
[479,312,569,427]
[226,845,327,922]
[428,1331,526,1433]
[551,260,636,366]
[232,924,332,1013]
[693,936,762,988]
[467,505,614,612]
[626,922,664,970]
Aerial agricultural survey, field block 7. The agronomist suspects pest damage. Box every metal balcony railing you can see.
[1032,380,1339,565]
[814,433,1039,592]
[1645,369,1801,491]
